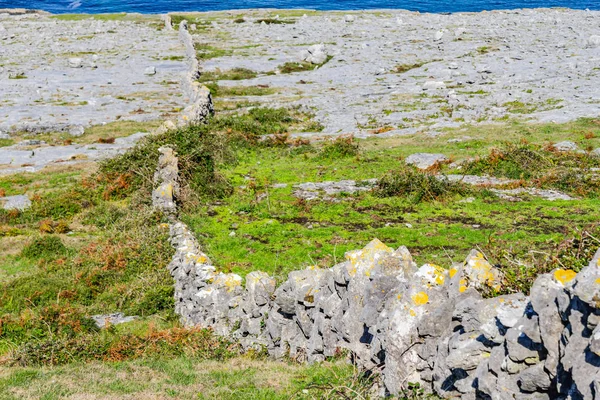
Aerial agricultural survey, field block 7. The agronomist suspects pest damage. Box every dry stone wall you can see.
[155,20,213,134]
[151,146,600,398]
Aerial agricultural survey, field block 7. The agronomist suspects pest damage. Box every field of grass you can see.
[1,109,599,398]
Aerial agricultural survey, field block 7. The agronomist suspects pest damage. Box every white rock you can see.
[552,140,578,152]
[405,153,448,170]
[144,66,157,75]
[423,81,446,90]
[434,30,444,41]
[588,35,600,48]
[1,195,31,211]
[68,57,83,68]
[69,125,85,137]
[345,15,355,23]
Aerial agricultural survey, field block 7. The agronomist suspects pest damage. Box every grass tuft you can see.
[375,168,472,203]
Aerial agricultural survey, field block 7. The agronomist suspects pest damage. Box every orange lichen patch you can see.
[449,268,458,278]
[397,294,402,300]
[409,309,416,317]
[595,278,600,284]
[554,269,577,286]
[412,291,429,306]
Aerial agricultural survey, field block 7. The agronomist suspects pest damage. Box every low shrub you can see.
[9,326,238,366]
[100,123,234,199]
[375,168,472,202]
[21,236,68,260]
[317,135,360,159]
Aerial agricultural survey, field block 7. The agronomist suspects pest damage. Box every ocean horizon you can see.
[1,0,599,14]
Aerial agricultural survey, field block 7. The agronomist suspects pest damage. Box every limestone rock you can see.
[1,195,31,211]
[91,313,137,328]
[299,44,329,65]
[551,140,578,152]
[68,125,85,137]
[68,57,83,68]
[405,153,448,170]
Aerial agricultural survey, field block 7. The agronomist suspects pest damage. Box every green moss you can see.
[194,43,233,60]
[393,61,428,73]
[204,82,276,97]
[20,236,68,260]
[198,68,258,82]
[255,18,295,25]
[278,55,333,74]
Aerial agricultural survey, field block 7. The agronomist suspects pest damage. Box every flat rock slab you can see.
[0,132,148,175]
[0,13,186,133]
[293,179,377,200]
[492,188,576,201]
[196,9,600,137]
[405,153,448,170]
[0,194,31,210]
[444,174,516,186]
[91,312,138,328]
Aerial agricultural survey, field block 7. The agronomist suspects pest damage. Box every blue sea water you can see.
[1,0,599,14]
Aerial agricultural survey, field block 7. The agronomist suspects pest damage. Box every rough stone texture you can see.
[0,194,31,210]
[0,132,149,175]
[292,178,377,200]
[405,153,448,170]
[197,9,600,139]
[0,15,213,176]
[153,146,600,398]
[0,13,186,134]
[551,140,579,152]
[91,313,138,328]
[176,20,214,127]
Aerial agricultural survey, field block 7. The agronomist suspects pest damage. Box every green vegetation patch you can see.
[393,61,429,73]
[204,82,276,97]
[463,142,600,196]
[194,43,233,60]
[278,56,333,74]
[198,68,258,82]
[255,18,295,25]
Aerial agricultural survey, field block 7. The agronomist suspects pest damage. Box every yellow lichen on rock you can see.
[554,269,577,286]
[345,238,393,277]
[459,278,468,293]
[412,291,429,306]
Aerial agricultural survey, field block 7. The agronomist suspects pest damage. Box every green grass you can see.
[199,68,258,82]
[0,139,14,148]
[393,61,430,73]
[278,56,333,74]
[194,43,233,60]
[0,356,371,400]
[255,18,295,25]
[178,130,600,285]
